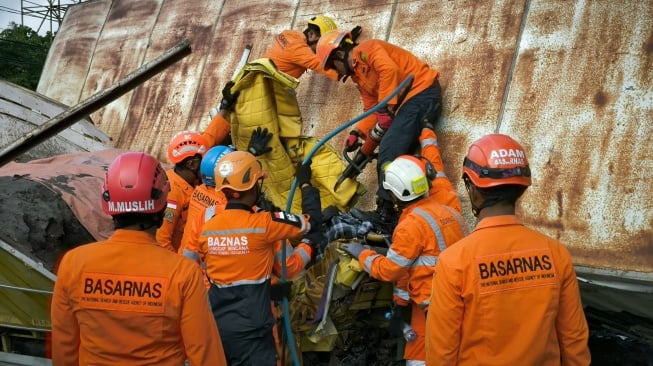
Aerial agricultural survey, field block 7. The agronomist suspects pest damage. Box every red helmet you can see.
[167,131,208,164]
[214,151,267,192]
[102,152,170,215]
[316,29,352,70]
[462,134,531,188]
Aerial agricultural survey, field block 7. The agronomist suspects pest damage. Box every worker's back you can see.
[52,230,225,365]
[428,216,590,365]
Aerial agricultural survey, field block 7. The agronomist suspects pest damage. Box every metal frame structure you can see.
[19,0,85,35]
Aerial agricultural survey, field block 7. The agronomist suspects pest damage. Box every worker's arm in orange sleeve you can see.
[202,110,231,148]
[180,209,202,261]
[156,183,185,252]
[425,257,462,366]
[272,241,312,279]
[556,246,591,365]
[179,263,227,365]
[50,254,80,365]
[419,128,445,172]
[284,38,339,81]
[358,223,422,282]
[352,47,399,135]
[360,41,401,107]
[420,128,463,213]
[354,113,378,139]
[392,273,411,306]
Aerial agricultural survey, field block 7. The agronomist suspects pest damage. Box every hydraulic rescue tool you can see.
[333,79,414,192]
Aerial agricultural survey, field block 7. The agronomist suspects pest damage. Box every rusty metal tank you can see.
[34,0,652,320]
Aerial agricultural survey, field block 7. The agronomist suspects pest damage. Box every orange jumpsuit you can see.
[419,128,462,214]
[156,169,194,252]
[51,230,226,366]
[356,195,468,363]
[156,114,231,252]
[198,201,312,365]
[178,184,227,255]
[425,215,591,365]
[264,30,339,80]
[349,39,440,138]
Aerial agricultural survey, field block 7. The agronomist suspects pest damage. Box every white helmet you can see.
[382,155,429,202]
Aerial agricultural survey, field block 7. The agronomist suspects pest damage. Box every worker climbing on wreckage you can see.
[316,29,443,233]
[51,152,227,365]
[339,122,468,365]
[425,134,591,365]
[263,14,362,81]
[197,151,323,365]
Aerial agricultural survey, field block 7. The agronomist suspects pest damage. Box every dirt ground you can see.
[0,179,651,363]
[0,176,94,271]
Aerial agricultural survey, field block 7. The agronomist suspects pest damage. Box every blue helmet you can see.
[200,145,235,186]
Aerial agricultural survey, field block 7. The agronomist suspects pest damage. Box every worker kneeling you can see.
[340,155,468,365]
[197,151,321,365]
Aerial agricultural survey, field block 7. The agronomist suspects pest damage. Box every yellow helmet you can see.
[307,15,337,37]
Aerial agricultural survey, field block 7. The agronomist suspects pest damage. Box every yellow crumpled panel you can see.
[228,58,363,213]
[285,136,364,212]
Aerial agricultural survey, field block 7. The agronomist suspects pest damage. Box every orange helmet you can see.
[167,131,208,164]
[462,134,531,188]
[102,152,170,215]
[316,29,352,70]
[213,151,267,192]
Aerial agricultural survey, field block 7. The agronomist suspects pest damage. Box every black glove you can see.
[248,127,273,156]
[295,160,312,187]
[220,81,240,111]
[351,25,362,41]
[303,229,326,249]
[257,194,281,212]
[322,205,340,224]
[270,281,292,301]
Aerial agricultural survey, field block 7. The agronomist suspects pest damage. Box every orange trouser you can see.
[404,302,427,362]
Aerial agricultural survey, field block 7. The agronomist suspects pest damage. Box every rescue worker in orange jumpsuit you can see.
[51,152,226,366]
[181,143,313,278]
[264,15,340,80]
[182,152,314,365]
[197,151,321,366]
[425,134,591,365]
[177,144,234,256]
[316,29,443,232]
[157,130,209,252]
[341,153,468,365]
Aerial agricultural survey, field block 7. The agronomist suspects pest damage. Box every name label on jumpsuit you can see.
[475,249,557,294]
[207,236,249,255]
[80,273,168,313]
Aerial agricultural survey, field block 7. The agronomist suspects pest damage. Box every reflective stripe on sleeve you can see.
[413,208,447,253]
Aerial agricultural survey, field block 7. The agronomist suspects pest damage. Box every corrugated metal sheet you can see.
[0,80,111,161]
[36,0,652,275]
[0,238,54,332]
